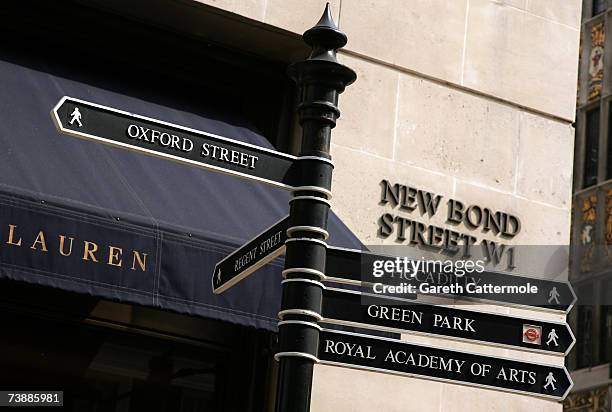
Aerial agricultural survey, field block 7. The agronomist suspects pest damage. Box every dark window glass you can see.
[584,108,600,188]
[600,280,612,363]
[607,106,612,180]
[601,305,612,363]
[593,0,606,16]
[577,304,595,368]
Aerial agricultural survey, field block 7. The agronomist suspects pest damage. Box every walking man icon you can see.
[69,107,83,127]
[548,287,560,304]
[546,329,559,347]
[543,372,557,391]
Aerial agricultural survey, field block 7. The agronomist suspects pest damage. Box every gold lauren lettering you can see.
[59,235,74,256]
[107,246,123,267]
[82,241,99,262]
[30,230,48,252]
[131,251,147,272]
[7,224,22,246]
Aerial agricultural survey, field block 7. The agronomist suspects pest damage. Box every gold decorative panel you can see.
[564,384,610,411]
[589,23,605,101]
[580,194,597,273]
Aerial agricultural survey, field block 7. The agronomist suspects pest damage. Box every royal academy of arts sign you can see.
[319,329,572,401]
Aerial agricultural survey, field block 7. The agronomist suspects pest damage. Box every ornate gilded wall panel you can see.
[564,384,610,411]
[580,193,598,273]
[589,22,605,101]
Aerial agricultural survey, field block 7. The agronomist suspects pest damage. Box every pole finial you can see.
[303,3,347,50]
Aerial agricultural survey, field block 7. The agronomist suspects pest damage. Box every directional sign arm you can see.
[319,329,573,400]
[212,216,289,294]
[52,97,297,189]
[321,288,575,355]
[324,246,576,313]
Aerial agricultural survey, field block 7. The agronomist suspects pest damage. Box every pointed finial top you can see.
[303,3,347,50]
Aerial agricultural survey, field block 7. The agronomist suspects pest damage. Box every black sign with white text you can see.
[324,247,576,312]
[213,216,289,294]
[321,288,574,355]
[52,97,297,189]
[319,329,572,400]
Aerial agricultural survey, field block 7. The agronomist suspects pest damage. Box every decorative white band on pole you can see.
[282,267,327,280]
[291,186,332,199]
[289,195,332,207]
[296,155,334,167]
[278,320,322,331]
[274,352,320,363]
[278,309,323,321]
[284,237,329,248]
[281,278,325,288]
[286,226,329,239]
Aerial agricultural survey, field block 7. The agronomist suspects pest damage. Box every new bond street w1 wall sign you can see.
[319,329,573,400]
[52,97,297,189]
[321,288,575,355]
[213,216,289,293]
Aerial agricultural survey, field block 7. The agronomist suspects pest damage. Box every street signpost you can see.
[324,246,577,313]
[321,287,575,355]
[212,216,289,294]
[49,6,576,408]
[319,329,573,401]
[52,96,297,189]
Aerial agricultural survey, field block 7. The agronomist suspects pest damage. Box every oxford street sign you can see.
[319,329,573,401]
[52,96,298,190]
[324,246,577,313]
[321,287,575,355]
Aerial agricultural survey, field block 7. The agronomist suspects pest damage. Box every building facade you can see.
[0,0,581,411]
[567,1,612,410]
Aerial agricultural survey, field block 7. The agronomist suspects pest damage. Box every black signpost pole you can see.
[274,5,356,412]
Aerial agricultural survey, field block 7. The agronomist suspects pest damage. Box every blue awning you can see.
[0,55,362,331]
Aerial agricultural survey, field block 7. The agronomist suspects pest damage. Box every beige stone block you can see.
[395,74,519,191]
[340,0,466,84]
[194,0,265,21]
[334,54,397,159]
[516,112,575,208]
[454,181,571,245]
[439,384,561,411]
[264,0,340,34]
[497,0,527,8]
[527,0,582,28]
[311,364,442,412]
[330,144,454,244]
[463,0,580,120]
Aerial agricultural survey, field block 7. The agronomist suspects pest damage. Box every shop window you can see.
[584,108,600,188]
[593,0,606,16]
[0,279,272,411]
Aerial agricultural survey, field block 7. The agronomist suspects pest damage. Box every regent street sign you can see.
[52,97,298,189]
[213,216,289,294]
